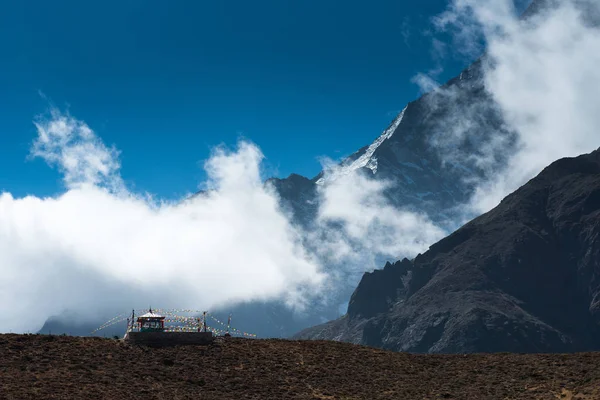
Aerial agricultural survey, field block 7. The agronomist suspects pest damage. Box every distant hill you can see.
[38,311,125,338]
[2,334,600,399]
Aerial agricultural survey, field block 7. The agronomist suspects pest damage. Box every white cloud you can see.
[314,166,446,273]
[425,0,600,214]
[0,111,325,333]
[411,71,443,94]
[472,0,600,211]
[1,108,449,334]
[31,109,124,193]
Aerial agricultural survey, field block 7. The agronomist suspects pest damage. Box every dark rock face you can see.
[295,149,600,353]
[347,258,414,319]
[266,174,319,227]
[273,56,509,227]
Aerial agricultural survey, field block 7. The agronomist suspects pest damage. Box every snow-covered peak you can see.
[316,107,407,185]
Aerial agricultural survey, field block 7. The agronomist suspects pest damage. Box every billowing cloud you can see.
[423,0,600,214]
[31,109,124,192]
[1,108,447,334]
[472,0,600,212]
[0,110,325,333]
[315,170,445,269]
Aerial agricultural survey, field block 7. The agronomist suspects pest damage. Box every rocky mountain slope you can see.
[295,148,600,353]
[3,334,600,399]
[270,55,506,229]
[204,56,504,338]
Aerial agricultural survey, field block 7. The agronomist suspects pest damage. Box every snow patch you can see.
[366,157,378,173]
[316,107,407,185]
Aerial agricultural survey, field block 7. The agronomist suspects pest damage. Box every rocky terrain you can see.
[296,148,600,353]
[2,334,600,399]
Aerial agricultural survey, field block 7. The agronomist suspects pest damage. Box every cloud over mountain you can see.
[428,0,600,213]
[0,109,441,334]
[1,111,326,332]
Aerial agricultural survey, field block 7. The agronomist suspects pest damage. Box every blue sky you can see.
[1,0,474,199]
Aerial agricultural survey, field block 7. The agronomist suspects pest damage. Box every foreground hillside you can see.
[297,148,600,354]
[1,334,600,399]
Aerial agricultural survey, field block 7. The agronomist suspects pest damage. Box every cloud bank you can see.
[1,109,441,334]
[473,0,600,211]
[0,111,326,333]
[429,0,600,213]
[314,171,445,269]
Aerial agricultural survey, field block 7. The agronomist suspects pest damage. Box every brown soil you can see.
[1,334,599,400]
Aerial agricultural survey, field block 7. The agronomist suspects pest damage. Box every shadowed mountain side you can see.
[295,148,600,353]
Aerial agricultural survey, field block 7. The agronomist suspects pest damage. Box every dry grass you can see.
[1,334,599,399]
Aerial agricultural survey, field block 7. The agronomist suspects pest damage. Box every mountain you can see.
[295,148,600,353]
[4,334,600,399]
[271,56,507,229]
[38,310,125,338]
[39,0,558,339]
[209,56,505,338]
[270,0,577,226]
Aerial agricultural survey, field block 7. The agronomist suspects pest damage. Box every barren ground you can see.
[1,334,599,399]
